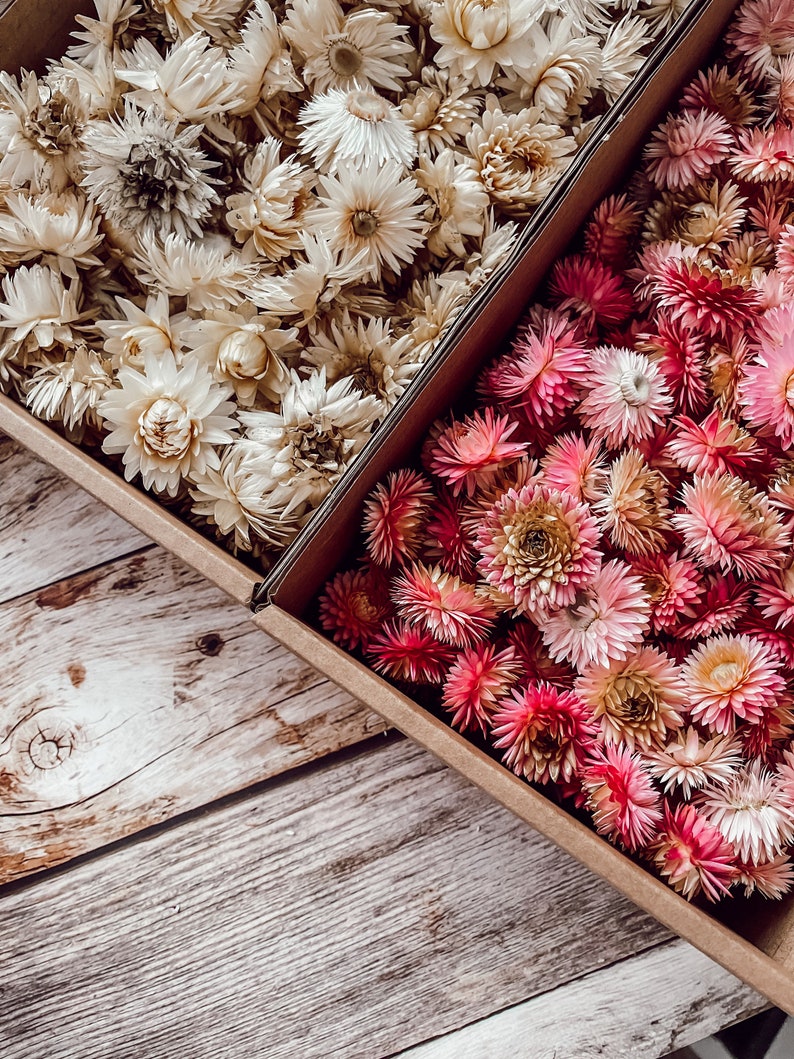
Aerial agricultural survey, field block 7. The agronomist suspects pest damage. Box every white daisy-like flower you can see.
[189,443,304,552]
[67,0,140,68]
[95,292,190,370]
[50,53,122,122]
[313,159,426,281]
[238,367,380,510]
[645,727,744,798]
[182,301,297,405]
[466,99,577,216]
[282,0,414,94]
[150,0,245,42]
[302,310,421,413]
[80,101,220,241]
[117,33,242,123]
[98,349,237,496]
[134,232,255,312]
[0,264,82,350]
[578,346,674,449]
[439,208,519,292]
[401,67,481,155]
[25,343,113,433]
[414,148,488,258]
[298,86,418,173]
[0,190,103,278]
[641,0,690,33]
[226,0,301,113]
[697,762,794,865]
[599,14,651,105]
[225,137,315,262]
[429,0,545,88]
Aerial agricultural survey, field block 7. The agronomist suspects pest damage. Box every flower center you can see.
[138,396,195,459]
[352,209,380,237]
[350,590,381,622]
[619,370,651,406]
[346,89,390,123]
[327,37,364,78]
[710,660,742,691]
[456,0,511,50]
[218,329,269,379]
[785,371,794,408]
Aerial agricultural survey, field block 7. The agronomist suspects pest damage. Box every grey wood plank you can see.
[0,738,669,1059]
[0,435,149,603]
[0,546,383,883]
[398,937,766,1059]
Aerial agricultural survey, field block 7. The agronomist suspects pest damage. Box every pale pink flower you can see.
[684,633,786,734]
[442,643,520,735]
[391,561,497,647]
[697,762,794,864]
[538,559,650,672]
[665,409,759,476]
[367,620,455,684]
[581,743,663,852]
[734,854,794,899]
[475,484,601,615]
[680,66,757,126]
[595,450,671,557]
[577,347,673,449]
[363,468,433,568]
[673,473,790,579]
[490,682,597,785]
[755,561,794,629]
[318,566,393,650]
[644,109,734,190]
[645,727,743,797]
[731,124,794,183]
[650,803,737,902]
[631,552,701,633]
[636,313,709,415]
[726,0,794,80]
[540,433,607,504]
[548,255,634,331]
[428,409,527,497]
[740,335,794,449]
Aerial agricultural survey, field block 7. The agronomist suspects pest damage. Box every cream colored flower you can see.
[599,15,651,105]
[225,137,315,262]
[95,292,190,369]
[414,148,488,258]
[298,87,417,173]
[182,301,297,405]
[282,0,414,93]
[399,273,470,361]
[401,67,481,155]
[134,233,255,312]
[466,99,577,216]
[0,190,103,278]
[150,0,244,42]
[0,264,82,350]
[99,349,237,495]
[429,0,544,87]
[226,0,301,113]
[313,159,426,281]
[25,342,112,433]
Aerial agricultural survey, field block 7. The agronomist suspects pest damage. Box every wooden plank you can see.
[0,546,383,883]
[0,435,150,604]
[398,938,767,1059]
[0,739,670,1059]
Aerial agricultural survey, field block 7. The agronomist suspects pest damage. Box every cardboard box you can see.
[5,0,793,1017]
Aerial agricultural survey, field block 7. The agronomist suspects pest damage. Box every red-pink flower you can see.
[363,468,433,568]
[649,257,761,339]
[650,802,737,902]
[548,254,634,331]
[367,620,455,684]
[442,643,520,735]
[636,313,709,415]
[735,854,794,899]
[577,346,673,449]
[632,552,702,633]
[391,561,497,647]
[644,109,734,190]
[731,124,794,183]
[581,743,662,852]
[318,566,393,650]
[540,432,607,504]
[506,621,577,686]
[427,409,527,497]
[665,409,759,476]
[756,562,794,629]
[583,193,641,266]
[740,699,794,761]
[684,633,786,734]
[490,681,597,784]
[425,490,477,581]
[677,574,751,639]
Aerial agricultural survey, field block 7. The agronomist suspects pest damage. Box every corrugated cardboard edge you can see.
[0,394,259,606]
[254,605,794,1016]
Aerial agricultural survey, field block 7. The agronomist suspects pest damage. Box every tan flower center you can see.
[350,590,382,622]
[138,396,195,460]
[641,572,668,602]
[346,89,390,123]
[218,329,270,380]
[618,370,651,407]
[607,677,658,724]
[710,660,743,691]
[785,371,794,408]
[502,507,574,589]
[327,36,364,78]
[352,209,380,237]
[454,0,511,50]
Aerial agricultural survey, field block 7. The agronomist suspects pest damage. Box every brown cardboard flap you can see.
[0,0,92,73]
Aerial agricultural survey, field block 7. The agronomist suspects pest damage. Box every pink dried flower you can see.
[756,561,794,629]
[632,552,702,633]
[506,621,577,687]
[740,333,794,449]
[491,682,597,785]
[697,761,794,864]
[777,223,794,287]
[726,0,794,80]
[644,109,734,190]
[577,346,673,449]
[595,450,671,558]
[428,409,527,497]
[779,745,794,809]
[684,633,786,734]
[708,332,753,416]
[475,483,601,615]
[769,461,794,512]
[581,743,662,852]
[540,432,607,504]
[548,255,634,331]
[731,124,794,183]
[740,698,794,761]
[680,66,757,126]
[735,854,794,899]
[318,566,393,650]
[442,643,520,735]
[645,727,743,797]
[583,193,642,266]
[674,473,790,579]
[367,620,455,684]
[576,646,686,751]
[650,802,737,902]
[650,257,761,339]
[769,56,794,123]
[425,490,477,581]
[538,559,650,672]
[363,468,433,568]
[391,561,497,647]
[748,184,794,241]
[677,573,751,639]
[665,410,760,476]
[636,314,709,416]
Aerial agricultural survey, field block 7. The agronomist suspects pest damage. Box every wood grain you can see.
[0,738,670,1059]
[0,546,383,883]
[0,436,149,603]
[397,937,766,1059]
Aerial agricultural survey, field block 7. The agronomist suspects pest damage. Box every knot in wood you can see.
[27,724,75,771]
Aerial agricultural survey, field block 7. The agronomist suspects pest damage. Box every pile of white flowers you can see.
[0,0,687,568]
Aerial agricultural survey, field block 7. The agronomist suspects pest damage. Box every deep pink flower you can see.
[650,802,737,902]
[318,566,393,650]
[581,743,663,852]
[677,573,751,639]
[645,109,734,190]
[425,490,477,581]
[649,257,761,339]
[505,620,577,687]
[367,620,455,684]
[442,643,520,735]
[427,409,527,497]
[665,409,760,476]
[548,255,634,331]
[583,193,642,266]
[636,313,709,415]
[363,468,433,568]
[391,561,497,647]
[632,552,702,633]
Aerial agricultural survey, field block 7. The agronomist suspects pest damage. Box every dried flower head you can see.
[540,432,607,504]
[631,551,701,633]
[665,409,759,477]
[578,347,673,449]
[427,409,527,497]
[697,762,794,865]
[646,727,743,798]
[684,633,786,734]
[367,619,455,684]
[391,561,498,647]
[650,802,737,902]
[429,0,541,87]
[581,743,663,851]
[318,565,393,650]
[595,450,671,558]
[442,642,520,734]
[644,109,734,190]
[363,468,434,568]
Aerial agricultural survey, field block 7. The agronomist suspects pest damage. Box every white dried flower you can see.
[401,67,481,155]
[314,159,426,281]
[53,53,123,121]
[134,232,255,312]
[182,301,297,405]
[298,87,417,173]
[226,0,301,113]
[0,190,103,278]
[399,273,470,361]
[599,15,651,106]
[0,264,82,350]
[282,0,414,94]
[429,0,544,88]
[414,148,488,258]
[150,0,245,42]
[67,0,140,68]
[238,367,380,509]
[95,291,190,369]
[80,102,220,240]
[225,137,314,262]
[98,349,237,495]
[26,342,112,433]
[640,0,690,34]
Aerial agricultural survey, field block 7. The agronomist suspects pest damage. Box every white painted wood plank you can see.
[0,546,383,883]
[0,739,671,1059]
[0,435,149,603]
[398,938,766,1059]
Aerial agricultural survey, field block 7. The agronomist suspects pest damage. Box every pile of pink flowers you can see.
[318,0,794,905]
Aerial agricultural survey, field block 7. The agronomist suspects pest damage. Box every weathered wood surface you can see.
[0,545,384,882]
[399,937,766,1058]
[0,436,149,603]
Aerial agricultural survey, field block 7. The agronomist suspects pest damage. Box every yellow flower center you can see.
[138,396,195,460]
[710,660,743,691]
